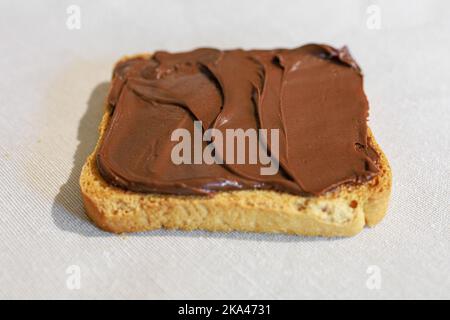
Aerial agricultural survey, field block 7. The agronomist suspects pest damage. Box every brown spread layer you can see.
[97,44,379,196]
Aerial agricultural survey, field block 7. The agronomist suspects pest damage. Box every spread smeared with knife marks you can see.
[97,44,379,196]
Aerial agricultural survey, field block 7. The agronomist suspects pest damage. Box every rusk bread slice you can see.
[79,55,392,237]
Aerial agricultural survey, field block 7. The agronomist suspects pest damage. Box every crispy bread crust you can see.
[79,54,392,237]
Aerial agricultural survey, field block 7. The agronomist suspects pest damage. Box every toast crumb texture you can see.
[80,54,392,237]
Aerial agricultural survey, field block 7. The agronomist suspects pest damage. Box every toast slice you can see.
[80,54,391,237]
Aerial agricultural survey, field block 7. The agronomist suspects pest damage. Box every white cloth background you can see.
[0,0,448,299]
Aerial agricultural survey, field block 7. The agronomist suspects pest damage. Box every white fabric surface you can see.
[0,0,448,299]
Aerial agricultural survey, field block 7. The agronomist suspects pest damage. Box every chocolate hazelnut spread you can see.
[96,44,379,196]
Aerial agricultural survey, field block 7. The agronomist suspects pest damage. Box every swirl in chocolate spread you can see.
[96,44,379,196]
